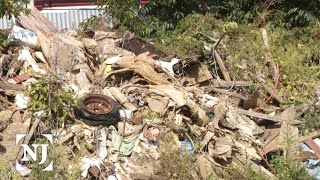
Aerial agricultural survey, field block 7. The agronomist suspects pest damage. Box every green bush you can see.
[0,0,29,18]
[94,0,320,37]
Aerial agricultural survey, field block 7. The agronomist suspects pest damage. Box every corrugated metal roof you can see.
[0,8,103,30]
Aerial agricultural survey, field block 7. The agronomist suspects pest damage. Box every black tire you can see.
[74,95,120,126]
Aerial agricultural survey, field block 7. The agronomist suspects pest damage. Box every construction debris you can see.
[0,12,319,180]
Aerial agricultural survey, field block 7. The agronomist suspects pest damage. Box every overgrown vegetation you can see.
[0,0,29,18]
[0,0,29,50]
[0,29,9,51]
[94,0,320,37]
[27,77,78,126]
[155,131,197,179]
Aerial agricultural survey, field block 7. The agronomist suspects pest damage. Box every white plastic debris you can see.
[119,109,133,119]
[80,157,103,178]
[18,47,46,74]
[96,127,108,159]
[201,94,219,108]
[108,175,117,180]
[16,162,32,177]
[34,110,45,117]
[103,55,123,64]
[156,58,179,74]
[8,25,39,49]
[15,93,29,109]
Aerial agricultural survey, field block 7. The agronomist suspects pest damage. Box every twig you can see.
[213,32,227,52]
[200,150,224,168]
[214,51,232,81]
[16,114,43,161]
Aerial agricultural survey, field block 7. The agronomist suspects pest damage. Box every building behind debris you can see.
[0,0,102,30]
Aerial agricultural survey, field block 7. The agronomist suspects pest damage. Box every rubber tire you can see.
[74,97,120,126]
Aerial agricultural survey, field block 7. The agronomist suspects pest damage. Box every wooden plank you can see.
[109,87,138,112]
[235,108,301,125]
[233,154,276,179]
[210,80,252,87]
[298,130,320,143]
[0,82,25,91]
[18,7,58,34]
[304,139,320,157]
[214,51,231,81]
[200,131,214,150]
[205,88,246,100]
[261,84,285,104]
[16,115,41,160]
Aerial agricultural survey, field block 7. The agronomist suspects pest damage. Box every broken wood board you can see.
[261,84,285,104]
[261,106,300,155]
[200,131,214,150]
[298,130,320,143]
[17,7,58,34]
[16,115,42,161]
[210,136,234,161]
[210,88,246,100]
[197,154,218,179]
[114,54,171,85]
[222,106,264,140]
[239,88,260,110]
[147,85,209,125]
[182,63,213,83]
[209,80,252,87]
[121,32,166,58]
[0,82,25,91]
[214,51,231,81]
[109,87,138,112]
[304,139,320,157]
[232,154,276,179]
[212,97,226,129]
[235,108,301,125]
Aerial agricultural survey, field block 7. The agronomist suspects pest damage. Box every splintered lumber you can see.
[16,115,40,161]
[17,7,58,34]
[147,85,209,125]
[109,87,138,112]
[205,88,246,100]
[298,130,320,143]
[0,82,25,91]
[200,131,214,150]
[304,139,320,156]
[214,51,231,81]
[209,80,252,87]
[235,108,301,125]
[261,84,285,104]
[114,54,170,85]
[232,155,276,179]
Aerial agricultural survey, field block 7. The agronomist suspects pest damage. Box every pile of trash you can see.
[1,8,320,179]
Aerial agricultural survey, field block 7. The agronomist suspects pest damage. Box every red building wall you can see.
[34,0,94,9]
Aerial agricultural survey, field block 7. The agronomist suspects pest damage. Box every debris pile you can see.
[1,8,320,179]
